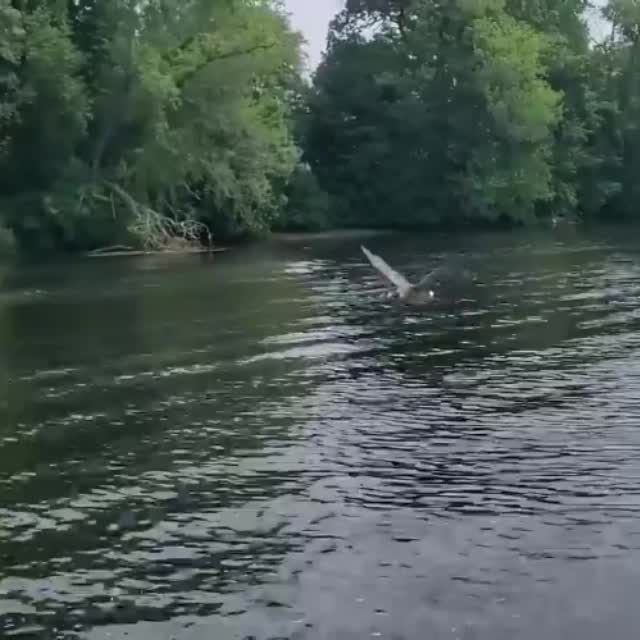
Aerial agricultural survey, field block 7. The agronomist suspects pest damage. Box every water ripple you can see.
[3,231,640,639]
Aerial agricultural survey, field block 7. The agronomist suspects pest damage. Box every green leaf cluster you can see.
[299,0,640,229]
[0,0,304,252]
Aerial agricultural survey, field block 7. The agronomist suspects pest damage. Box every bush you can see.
[276,164,330,231]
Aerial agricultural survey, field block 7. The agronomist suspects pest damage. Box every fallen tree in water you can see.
[84,184,226,257]
[105,182,213,252]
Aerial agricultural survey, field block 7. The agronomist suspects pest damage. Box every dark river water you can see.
[2,228,640,640]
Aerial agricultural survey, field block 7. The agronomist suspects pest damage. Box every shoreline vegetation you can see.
[1,1,639,260]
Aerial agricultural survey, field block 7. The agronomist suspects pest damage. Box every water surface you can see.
[2,229,640,639]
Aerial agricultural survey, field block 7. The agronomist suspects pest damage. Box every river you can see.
[1,228,640,639]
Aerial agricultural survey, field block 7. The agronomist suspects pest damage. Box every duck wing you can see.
[361,245,412,296]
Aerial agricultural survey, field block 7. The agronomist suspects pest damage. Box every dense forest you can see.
[1,0,639,255]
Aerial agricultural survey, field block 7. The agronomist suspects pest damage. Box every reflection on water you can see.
[2,229,640,639]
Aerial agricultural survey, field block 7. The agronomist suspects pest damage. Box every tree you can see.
[590,0,640,219]
[304,0,561,227]
[464,11,561,219]
[0,0,305,252]
[0,1,25,158]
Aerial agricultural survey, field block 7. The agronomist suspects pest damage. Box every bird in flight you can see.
[361,245,471,305]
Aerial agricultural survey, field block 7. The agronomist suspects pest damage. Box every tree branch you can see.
[174,41,277,88]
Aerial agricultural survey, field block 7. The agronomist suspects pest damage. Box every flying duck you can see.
[361,245,471,305]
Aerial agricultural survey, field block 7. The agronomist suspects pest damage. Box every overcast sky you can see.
[283,0,342,70]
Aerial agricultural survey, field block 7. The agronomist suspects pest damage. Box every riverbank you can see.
[86,245,228,258]
[272,228,394,243]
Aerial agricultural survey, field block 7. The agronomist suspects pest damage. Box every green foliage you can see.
[590,0,640,219]
[304,0,565,227]
[466,14,561,219]
[0,0,305,253]
[4,8,89,191]
[276,164,330,231]
[0,1,25,157]
[304,36,430,227]
[2,0,640,250]
[298,0,640,229]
